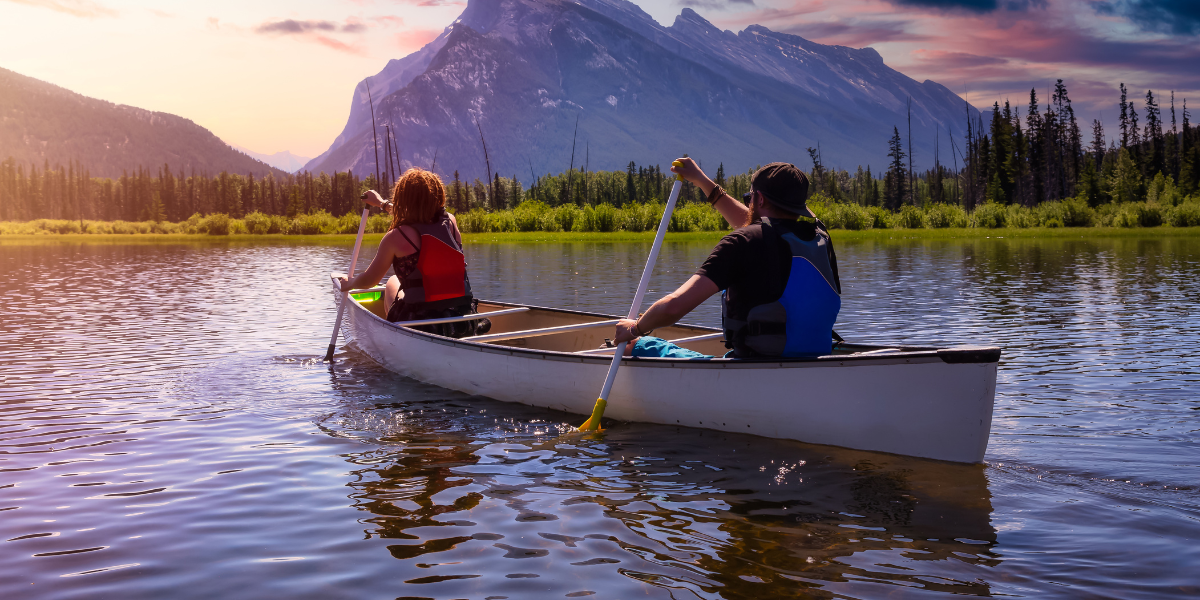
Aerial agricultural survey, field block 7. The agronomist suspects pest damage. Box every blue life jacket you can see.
[722,217,841,358]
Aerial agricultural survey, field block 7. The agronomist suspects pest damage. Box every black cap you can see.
[751,162,809,214]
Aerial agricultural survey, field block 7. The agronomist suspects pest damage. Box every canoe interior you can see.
[349,292,923,357]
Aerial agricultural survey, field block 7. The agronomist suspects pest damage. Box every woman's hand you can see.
[337,276,354,293]
[614,318,640,344]
[360,190,383,207]
[669,157,713,190]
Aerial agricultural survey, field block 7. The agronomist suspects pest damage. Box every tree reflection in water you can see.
[319,367,998,599]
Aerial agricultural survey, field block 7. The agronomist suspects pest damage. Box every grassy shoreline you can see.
[4,226,1200,246]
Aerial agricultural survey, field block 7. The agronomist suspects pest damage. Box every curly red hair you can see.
[389,168,446,229]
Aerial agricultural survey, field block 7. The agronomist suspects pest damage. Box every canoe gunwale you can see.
[334,277,1001,367]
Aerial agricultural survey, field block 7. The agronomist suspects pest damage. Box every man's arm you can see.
[614,275,720,344]
[670,157,749,229]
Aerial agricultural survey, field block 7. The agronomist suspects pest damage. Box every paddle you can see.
[324,206,371,362]
[577,166,684,431]
[327,77,385,362]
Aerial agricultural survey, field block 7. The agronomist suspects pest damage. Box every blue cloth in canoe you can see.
[631,336,713,359]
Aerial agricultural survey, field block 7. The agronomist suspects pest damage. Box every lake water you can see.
[1,235,1197,599]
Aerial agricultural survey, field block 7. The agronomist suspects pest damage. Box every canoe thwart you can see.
[392,307,530,328]
[463,319,621,344]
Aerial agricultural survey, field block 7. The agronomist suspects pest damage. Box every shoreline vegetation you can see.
[4,228,1198,247]
[3,193,1199,240]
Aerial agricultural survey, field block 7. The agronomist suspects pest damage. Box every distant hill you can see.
[306,0,983,182]
[0,67,285,179]
[231,146,311,173]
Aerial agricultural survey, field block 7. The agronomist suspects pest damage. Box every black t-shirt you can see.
[696,219,840,321]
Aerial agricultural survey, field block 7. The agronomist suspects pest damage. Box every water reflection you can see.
[1,236,1198,599]
[317,360,999,598]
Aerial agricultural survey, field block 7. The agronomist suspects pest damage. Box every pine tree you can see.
[1091,119,1106,168]
[625,161,637,206]
[989,101,1015,204]
[1056,80,1082,196]
[452,170,463,212]
[1180,100,1197,195]
[1027,89,1045,203]
[1110,147,1143,203]
[1144,89,1163,177]
[493,173,506,210]
[715,163,725,186]
[1168,91,1180,181]
[1119,83,1130,148]
[885,126,907,210]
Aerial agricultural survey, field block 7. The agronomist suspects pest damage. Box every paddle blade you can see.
[324,343,335,362]
[577,398,607,431]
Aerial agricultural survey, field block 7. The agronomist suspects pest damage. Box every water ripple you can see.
[0,238,1197,599]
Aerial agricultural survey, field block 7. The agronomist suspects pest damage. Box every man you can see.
[613,158,842,358]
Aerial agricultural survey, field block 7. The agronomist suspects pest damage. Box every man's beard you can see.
[743,202,761,228]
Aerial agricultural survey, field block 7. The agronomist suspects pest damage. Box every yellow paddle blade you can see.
[577,398,607,431]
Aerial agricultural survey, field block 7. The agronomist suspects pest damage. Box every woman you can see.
[338,168,486,338]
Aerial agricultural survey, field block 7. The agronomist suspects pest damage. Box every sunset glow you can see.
[2,0,1195,158]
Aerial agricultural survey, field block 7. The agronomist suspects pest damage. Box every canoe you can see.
[332,274,999,463]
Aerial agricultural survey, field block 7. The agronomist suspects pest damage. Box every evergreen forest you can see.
[2,81,1199,234]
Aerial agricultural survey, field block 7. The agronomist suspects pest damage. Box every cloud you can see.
[3,0,116,18]
[1096,0,1200,35]
[251,17,371,55]
[313,36,365,55]
[256,20,336,34]
[885,0,1045,13]
[396,28,442,53]
[912,49,1008,68]
[254,19,365,35]
[782,19,930,45]
[677,0,755,10]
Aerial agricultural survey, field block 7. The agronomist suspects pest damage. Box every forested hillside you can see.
[0,67,284,179]
[2,79,1195,231]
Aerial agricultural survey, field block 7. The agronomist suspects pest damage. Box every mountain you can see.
[232,145,311,173]
[0,67,285,179]
[305,0,984,183]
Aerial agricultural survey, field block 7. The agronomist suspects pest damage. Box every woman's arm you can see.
[338,230,413,291]
[669,157,749,229]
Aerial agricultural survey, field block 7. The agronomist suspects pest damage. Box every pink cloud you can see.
[912,48,1007,68]
[314,35,366,55]
[396,28,441,53]
[782,18,930,45]
[3,0,116,18]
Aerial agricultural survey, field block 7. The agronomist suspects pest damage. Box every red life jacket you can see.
[398,211,472,312]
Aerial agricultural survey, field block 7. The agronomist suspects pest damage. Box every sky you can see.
[1,0,1197,160]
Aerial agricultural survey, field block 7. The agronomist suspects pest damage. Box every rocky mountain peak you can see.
[305,0,982,182]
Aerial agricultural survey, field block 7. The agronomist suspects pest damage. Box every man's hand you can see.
[614,318,641,344]
[337,276,354,293]
[670,157,714,192]
[360,190,383,207]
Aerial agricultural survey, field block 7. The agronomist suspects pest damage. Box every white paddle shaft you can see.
[326,207,371,360]
[597,179,682,401]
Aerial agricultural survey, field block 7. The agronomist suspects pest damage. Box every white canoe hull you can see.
[336,285,998,463]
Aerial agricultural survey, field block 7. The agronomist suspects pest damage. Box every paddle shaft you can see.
[325,207,371,361]
[595,178,683,404]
